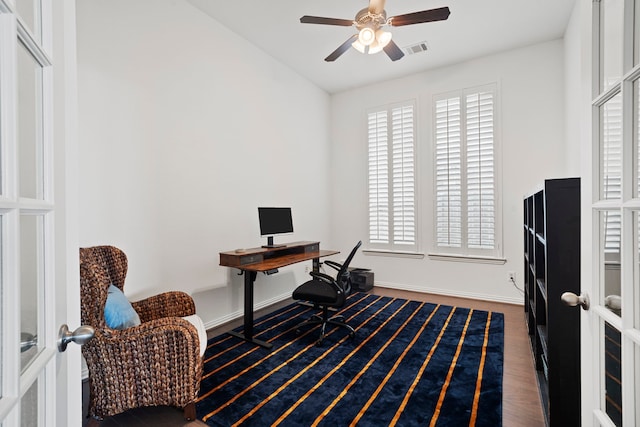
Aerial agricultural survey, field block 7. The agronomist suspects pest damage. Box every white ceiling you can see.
[186,0,577,94]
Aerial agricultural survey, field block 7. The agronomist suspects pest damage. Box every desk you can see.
[220,241,339,348]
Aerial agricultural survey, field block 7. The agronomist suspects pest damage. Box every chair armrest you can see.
[132,291,196,323]
[309,271,336,284]
[110,317,195,341]
[324,260,342,272]
[82,317,203,418]
[308,272,345,297]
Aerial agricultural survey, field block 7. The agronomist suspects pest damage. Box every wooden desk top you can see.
[240,249,339,272]
[219,241,319,257]
[220,241,339,272]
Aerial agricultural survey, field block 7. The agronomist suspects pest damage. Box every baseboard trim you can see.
[374,281,523,305]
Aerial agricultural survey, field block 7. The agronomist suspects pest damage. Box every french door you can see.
[0,1,81,426]
[583,0,640,425]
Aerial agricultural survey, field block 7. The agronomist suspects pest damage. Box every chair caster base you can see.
[295,312,355,345]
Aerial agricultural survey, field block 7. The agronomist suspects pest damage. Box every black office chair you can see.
[292,241,362,345]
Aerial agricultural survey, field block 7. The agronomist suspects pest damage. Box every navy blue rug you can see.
[196,293,504,426]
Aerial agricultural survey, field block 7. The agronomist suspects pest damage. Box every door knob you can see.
[561,292,590,310]
[604,295,621,311]
[57,324,95,352]
[21,332,37,353]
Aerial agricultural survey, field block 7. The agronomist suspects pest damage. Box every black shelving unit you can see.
[523,178,581,427]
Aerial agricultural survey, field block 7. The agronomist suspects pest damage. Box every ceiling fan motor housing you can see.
[355,8,387,31]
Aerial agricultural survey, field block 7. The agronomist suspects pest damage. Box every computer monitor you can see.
[258,207,293,248]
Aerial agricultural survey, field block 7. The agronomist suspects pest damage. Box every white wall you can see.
[564,0,583,177]
[76,0,332,327]
[330,40,568,303]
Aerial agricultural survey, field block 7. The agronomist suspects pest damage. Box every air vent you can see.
[404,41,429,55]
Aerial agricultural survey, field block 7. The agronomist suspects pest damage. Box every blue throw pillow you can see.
[104,284,141,329]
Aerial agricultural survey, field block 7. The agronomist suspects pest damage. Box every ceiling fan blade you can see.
[300,16,354,26]
[383,40,405,61]
[390,7,450,27]
[368,0,386,14]
[325,34,359,62]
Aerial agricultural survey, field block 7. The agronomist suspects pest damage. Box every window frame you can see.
[430,83,503,262]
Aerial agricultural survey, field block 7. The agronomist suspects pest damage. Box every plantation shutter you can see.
[434,85,499,257]
[368,111,389,244]
[391,105,416,246]
[466,91,495,249]
[368,101,417,251]
[435,97,462,247]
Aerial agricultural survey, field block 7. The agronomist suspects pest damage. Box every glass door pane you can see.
[600,0,623,91]
[604,321,622,426]
[601,210,622,316]
[17,40,44,200]
[20,214,43,371]
[601,93,623,200]
[20,378,39,427]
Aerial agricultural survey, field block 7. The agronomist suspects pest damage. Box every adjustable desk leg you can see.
[228,270,273,349]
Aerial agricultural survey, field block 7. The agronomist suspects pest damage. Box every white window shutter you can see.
[435,97,462,248]
[368,111,389,244]
[466,91,495,250]
[434,85,499,256]
[391,105,415,246]
[368,101,417,251]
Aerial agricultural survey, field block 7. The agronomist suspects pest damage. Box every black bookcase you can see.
[523,178,581,427]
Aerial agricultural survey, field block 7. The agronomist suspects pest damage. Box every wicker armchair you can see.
[80,246,203,425]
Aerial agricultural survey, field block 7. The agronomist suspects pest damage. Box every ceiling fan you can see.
[300,0,450,62]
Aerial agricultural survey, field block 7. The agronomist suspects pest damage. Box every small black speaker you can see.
[349,268,374,292]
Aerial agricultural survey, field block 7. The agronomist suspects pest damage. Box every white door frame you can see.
[52,1,82,426]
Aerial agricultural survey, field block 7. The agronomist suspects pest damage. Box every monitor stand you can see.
[262,236,286,249]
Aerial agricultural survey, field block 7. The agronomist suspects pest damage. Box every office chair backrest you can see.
[336,241,362,293]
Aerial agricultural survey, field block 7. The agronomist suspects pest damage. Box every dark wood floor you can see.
[83,287,544,426]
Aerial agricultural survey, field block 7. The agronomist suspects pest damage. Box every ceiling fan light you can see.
[367,42,384,55]
[351,39,366,53]
[376,30,392,48]
[358,27,376,46]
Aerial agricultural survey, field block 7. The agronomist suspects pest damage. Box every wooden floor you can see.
[84,287,544,427]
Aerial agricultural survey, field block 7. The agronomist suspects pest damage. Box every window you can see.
[367,101,417,252]
[434,84,501,258]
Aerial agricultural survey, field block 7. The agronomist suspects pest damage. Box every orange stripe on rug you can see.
[469,312,492,427]
[428,309,474,427]
[389,307,457,427]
